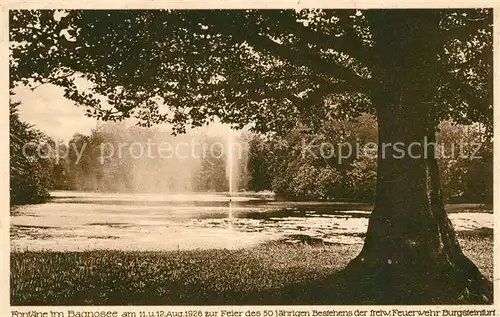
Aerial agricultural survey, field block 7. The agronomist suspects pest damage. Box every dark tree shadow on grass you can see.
[244,261,493,305]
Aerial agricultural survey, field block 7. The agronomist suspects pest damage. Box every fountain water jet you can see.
[228,129,234,195]
[227,128,234,232]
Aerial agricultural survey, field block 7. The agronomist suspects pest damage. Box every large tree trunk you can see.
[342,10,492,304]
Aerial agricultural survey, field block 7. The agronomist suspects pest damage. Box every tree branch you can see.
[201,14,370,95]
[440,67,491,110]
[243,32,369,94]
[271,13,373,67]
[442,14,492,40]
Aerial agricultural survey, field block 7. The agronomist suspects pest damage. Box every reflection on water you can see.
[11,191,493,251]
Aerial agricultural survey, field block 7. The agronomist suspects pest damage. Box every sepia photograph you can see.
[8,8,494,306]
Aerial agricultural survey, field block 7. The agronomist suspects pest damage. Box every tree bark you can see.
[343,10,492,304]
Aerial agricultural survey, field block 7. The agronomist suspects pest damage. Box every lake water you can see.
[10,191,493,251]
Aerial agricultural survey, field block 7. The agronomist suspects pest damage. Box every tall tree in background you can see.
[437,122,493,203]
[194,137,229,192]
[10,9,493,303]
[10,99,54,205]
[246,135,273,192]
[252,114,378,201]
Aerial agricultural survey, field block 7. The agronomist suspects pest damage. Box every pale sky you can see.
[12,84,98,142]
[11,83,240,142]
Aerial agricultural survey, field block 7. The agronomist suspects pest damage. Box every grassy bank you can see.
[11,232,492,305]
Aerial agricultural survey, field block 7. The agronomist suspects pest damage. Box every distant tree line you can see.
[10,100,241,204]
[10,103,492,205]
[52,123,237,193]
[246,114,493,203]
[10,100,53,205]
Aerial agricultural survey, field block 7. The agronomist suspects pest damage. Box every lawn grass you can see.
[11,232,492,305]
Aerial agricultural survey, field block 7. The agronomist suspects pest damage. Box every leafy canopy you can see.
[10,9,492,135]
